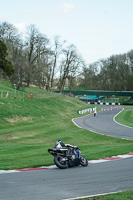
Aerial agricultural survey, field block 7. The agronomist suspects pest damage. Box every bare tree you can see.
[49,36,64,89]
[58,45,83,92]
[25,24,49,87]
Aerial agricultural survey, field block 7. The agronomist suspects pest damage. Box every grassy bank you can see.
[115,106,133,127]
[77,190,133,200]
[0,81,133,170]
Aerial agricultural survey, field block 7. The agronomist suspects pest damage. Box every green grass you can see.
[0,80,14,91]
[0,81,133,170]
[115,107,133,127]
[0,80,51,99]
[76,190,133,200]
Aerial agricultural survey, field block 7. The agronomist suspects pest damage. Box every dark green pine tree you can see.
[0,40,14,76]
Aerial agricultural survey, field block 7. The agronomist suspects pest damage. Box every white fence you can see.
[78,107,96,114]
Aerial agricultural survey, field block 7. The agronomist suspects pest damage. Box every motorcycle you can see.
[48,140,88,169]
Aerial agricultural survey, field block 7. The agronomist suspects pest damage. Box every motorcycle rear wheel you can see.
[80,156,88,166]
[54,155,68,169]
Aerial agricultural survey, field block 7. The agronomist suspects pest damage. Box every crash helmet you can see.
[55,140,65,148]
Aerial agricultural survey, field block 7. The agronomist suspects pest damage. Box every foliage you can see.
[1,21,133,91]
[81,53,133,91]
[0,21,84,91]
[0,40,14,77]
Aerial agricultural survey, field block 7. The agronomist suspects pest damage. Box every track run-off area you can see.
[0,105,133,200]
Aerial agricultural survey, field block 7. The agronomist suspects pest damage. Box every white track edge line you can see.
[72,118,82,128]
[62,190,123,200]
[113,108,133,129]
[1,154,133,174]
[72,108,133,140]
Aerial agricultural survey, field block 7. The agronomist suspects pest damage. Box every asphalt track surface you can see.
[0,157,133,200]
[73,106,133,140]
[0,106,133,200]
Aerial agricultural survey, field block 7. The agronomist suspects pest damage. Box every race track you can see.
[73,106,133,140]
[0,157,133,200]
[0,105,133,200]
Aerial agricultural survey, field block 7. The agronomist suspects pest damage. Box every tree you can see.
[25,24,49,87]
[0,21,25,87]
[50,36,64,89]
[81,62,99,90]
[126,50,133,90]
[0,40,14,78]
[58,45,82,92]
[0,22,21,60]
[98,54,132,91]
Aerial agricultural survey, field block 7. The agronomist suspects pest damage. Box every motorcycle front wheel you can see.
[54,155,68,169]
[80,156,88,166]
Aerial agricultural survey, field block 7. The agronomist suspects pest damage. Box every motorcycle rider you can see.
[94,108,97,117]
[55,140,80,158]
[55,140,77,149]
[48,140,88,168]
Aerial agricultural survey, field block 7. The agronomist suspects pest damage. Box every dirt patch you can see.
[0,134,12,140]
[5,116,33,124]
